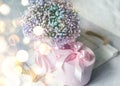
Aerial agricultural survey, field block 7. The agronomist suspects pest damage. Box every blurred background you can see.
[0,0,36,86]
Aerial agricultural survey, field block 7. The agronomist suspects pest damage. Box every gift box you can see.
[35,42,95,86]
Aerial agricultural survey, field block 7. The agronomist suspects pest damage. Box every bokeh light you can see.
[0,36,8,53]
[6,77,21,86]
[21,0,29,6]
[12,19,21,28]
[1,57,19,77]
[23,37,30,44]
[8,34,20,46]
[0,20,5,34]
[0,54,5,74]
[15,65,23,74]
[0,76,7,86]
[16,50,29,62]
[0,0,43,86]
[39,43,51,55]
[31,64,44,75]
[0,0,80,86]
[33,26,44,36]
[0,4,10,15]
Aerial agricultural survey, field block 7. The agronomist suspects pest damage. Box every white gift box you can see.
[36,42,96,86]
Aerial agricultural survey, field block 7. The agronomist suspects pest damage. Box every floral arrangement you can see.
[21,0,95,86]
[22,0,80,47]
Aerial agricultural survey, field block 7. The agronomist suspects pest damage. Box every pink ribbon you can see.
[59,42,94,67]
[34,41,95,82]
[55,42,95,82]
[34,45,58,72]
[35,51,51,72]
[64,50,92,82]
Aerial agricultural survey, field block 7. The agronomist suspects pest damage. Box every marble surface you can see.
[88,54,120,86]
[80,18,120,86]
[71,0,120,38]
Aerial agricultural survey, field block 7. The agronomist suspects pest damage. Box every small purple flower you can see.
[22,0,81,47]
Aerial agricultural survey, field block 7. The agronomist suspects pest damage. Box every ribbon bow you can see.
[55,42,95,82]
[34,42,95,82]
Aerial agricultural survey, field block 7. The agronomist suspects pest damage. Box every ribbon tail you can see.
[35,52,42,67]
[43,56,50,72]
[56,55,67,70]
[56,50,72,71]
[75,62,83,82]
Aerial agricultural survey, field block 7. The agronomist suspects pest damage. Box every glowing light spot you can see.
[33,26,44,36]
[0,76,7,86]
[6,77,20,86]
[23,37,30,44]
[21,75,32,86]
[16,50,29,62]
[7,47,17,56]
[34,41,41,49]
[1,57,17,77]
[0,4,10,15]
[22,82,32,86]
[21,0,29,6]
[22,81,32,86]
[8,34,20,46]
[15,65,23,74]
[31,64,44,75]
[39,43,51,55]
[0,54,5,74]
[12,19,20,28]
[0,36,8,53]
[0,20,5,34]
